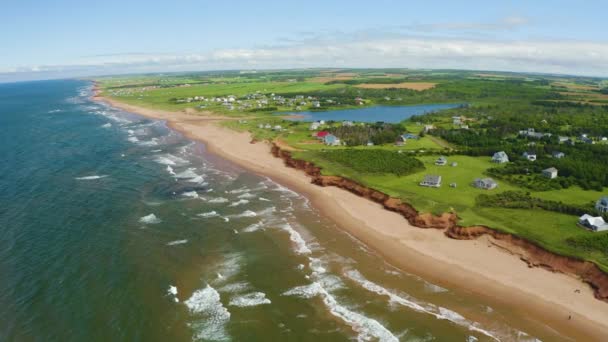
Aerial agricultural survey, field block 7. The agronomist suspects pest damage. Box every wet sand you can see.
[94,92,608,340]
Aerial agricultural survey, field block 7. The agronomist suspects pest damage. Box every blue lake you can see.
[279,104,463,123]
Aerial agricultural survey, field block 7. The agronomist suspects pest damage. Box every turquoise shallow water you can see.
[0,80,570,341]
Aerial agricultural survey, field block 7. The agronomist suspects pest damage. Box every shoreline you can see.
[93,89,608,340]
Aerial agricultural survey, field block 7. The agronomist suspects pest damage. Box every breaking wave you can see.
[283,282,398,341]
[184,285,231,341]
[139,213,161,224]
[228,292,271,307]
[75,175,108,180]
[344,269,499,341]
[167,239,188,246]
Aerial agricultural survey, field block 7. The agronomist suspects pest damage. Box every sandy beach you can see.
[95,92,608,340]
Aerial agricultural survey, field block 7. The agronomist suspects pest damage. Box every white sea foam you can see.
[48,109,62,113]
[259,197,271,202]
[237,192,256,199]
[101,123,112,128]
[226,187,250,194]
[139,213,161,224]
[218,282,251,293]
[166,165,176,176]
[155,156,176,165]
[345,269,499,341]
[256,206,276,216]
[154,154,189,166]
[75,175,108,180]
[283,282,398,341]
[127,129,135,134]
[208,197,229,204]
[242,221,263,233]
[184,285,231,341]
[228,199,249,207]
[309,258,327,275]
[228,292,271,307]
[151,149,162,153]
[197,211,219,218]
[137,138,159,147]
[424,282,448,293]
[167,239,188,246]
[214,253,243,283]
[175,168,200,179]
[238,210,258,218]
[127,136,140,143]
[182,191,199,199]
[279,223,311,255]
[167,285,179,302]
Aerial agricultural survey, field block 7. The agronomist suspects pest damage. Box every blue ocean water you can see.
[0,80,559,341]
[279,104,462,123]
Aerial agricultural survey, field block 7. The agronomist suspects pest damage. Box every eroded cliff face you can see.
[270,143,608,302]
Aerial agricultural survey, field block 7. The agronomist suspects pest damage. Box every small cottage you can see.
[420,175,442,188]
[492,151,509,163]
[552,151,565,159]
[324,134,341,146]
[579,214,608,232]
[595,196,608,213]
[473,178,498,190]
[542,167,558,179]
[522,151,537,161]
[435,156,447,166]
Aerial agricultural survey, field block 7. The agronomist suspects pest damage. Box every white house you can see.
[542,167,558,179]
[522,151,537,161]
[423,124,435,133]
[596,196,608,213]
[552,151,565,159]
[324,134,341,146]
[579,214,608,232]
[492,151,509,163]
[435,156,447,166]
[420,175,442,188]
[309,122,321,130]
[473,178,498,190]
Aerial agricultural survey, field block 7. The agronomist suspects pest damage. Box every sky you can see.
[1,0,607,82]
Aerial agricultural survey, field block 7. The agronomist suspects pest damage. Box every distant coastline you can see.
[92,81,608,340]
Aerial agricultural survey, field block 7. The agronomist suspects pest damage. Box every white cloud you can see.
[2,34,608,82]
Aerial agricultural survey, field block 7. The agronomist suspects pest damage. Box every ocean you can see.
[0,79,566,341]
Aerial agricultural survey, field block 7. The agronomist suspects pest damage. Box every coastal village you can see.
[98,69,608,289]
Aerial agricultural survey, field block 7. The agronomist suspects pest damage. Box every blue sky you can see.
[1,0,607,81]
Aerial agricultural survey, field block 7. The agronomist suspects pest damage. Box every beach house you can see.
[435,156,447,166]
[522,151,537,161]
[595,196,608,213]
[492,151,509,163]
[315,131,330,140]
[473,178,498,190]
[542,167,558,179]
[420,175,442,188]
[324,134,341,146]
[578,214,608,232]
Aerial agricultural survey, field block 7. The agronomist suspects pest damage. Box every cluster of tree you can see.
[476,191,594,216]
[484,143,608,191]
[314,149,424,176]
[327,123,403,146]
